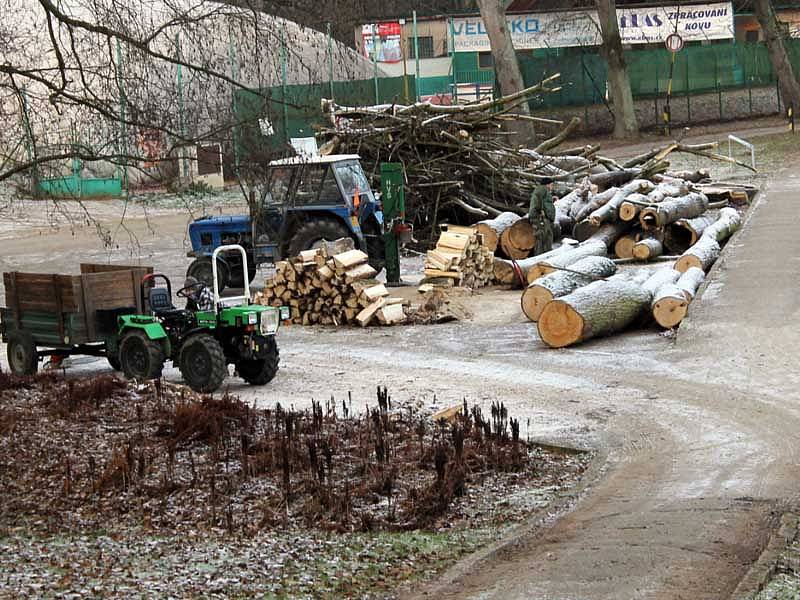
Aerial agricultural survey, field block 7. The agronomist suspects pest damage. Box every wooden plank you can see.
[424,269,462,280]
[356,298,385,327]
[52,274,65,342]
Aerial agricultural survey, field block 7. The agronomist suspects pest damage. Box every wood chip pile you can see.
[423,225,494,289]
[254,245,408,327]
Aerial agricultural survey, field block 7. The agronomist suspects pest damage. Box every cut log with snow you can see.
[663,211,718,254]
[701,207,742,244]
[587,181,653,227]
[666,168,710,183]
[674,236,721,273]
[639,192,709,230]
[632,237,663,261]
[521,256,617,322]
[614,233,638,259]
[649,268,703,329]
[500,218,536,259]
[587,221,631,251]
[572,187,619,223]
[493,242,579,286]
[641,267,681,297]
[526,239,608,284]
[475,212,520,253]
[675,266,705,300]
[537,273,653,348]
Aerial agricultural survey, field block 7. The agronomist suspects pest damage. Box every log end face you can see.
[521,286,553,322]
[674,255,701,273]
[538,300,583,348]
[653,297,689,328]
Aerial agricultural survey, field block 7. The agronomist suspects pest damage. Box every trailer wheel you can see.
[287,219,351,258]
[187,257,230,293]
[7,332,38,376]
[179,334,227,393]
[119,330,165,381]
[237,337,279,385]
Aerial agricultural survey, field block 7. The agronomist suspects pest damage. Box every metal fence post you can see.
[685,49,691,123]
[413,11,420,102]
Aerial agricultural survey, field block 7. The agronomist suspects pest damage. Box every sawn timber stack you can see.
[424,226,494,289]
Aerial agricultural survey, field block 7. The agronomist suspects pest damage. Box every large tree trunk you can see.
[587,220,631,250]
[500,218,536,259]
[632,237,663,261]
[476,211,520,253]
[595,0,639,139]
[521,255,617,322]
[526,239,608,283]
[639,192,709,230]
[475,0,536,143]
[588,181,653,226]
[537,272,652,347]
[754,0,800,112]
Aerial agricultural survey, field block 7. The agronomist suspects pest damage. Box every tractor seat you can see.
[149,287,190,320]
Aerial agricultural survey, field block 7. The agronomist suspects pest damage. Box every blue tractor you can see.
[186,155,385,291]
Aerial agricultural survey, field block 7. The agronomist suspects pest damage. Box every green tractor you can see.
[117,245,286,392]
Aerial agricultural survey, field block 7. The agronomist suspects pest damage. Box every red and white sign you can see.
[665,33,684,52]
[362,22,403,63]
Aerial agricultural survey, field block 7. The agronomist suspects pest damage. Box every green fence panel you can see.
[418,76,452,97]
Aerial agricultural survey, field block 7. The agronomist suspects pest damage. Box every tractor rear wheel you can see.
[236,337,279,385]
[119,330,165,381]
[179,334,227,393]
[187,257,230,293]
[287,219,351,258]
[7,331,38,376]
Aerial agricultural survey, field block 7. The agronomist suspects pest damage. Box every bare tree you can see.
[474,0,536,144]
[753,0,800,113]
[595,0,638,139]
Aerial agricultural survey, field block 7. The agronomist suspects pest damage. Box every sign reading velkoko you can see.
[451,2,734,52]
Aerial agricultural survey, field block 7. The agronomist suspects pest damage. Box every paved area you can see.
[409,164,800,599]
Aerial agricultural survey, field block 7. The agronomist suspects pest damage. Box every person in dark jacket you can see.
[528,177,556,255]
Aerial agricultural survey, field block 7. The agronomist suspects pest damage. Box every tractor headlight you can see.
[248,312,258,325]
[260,310,279,335]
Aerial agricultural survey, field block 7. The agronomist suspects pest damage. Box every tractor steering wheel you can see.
[177,281,207,299]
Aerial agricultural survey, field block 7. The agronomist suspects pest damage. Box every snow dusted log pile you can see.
[529,189,745,347]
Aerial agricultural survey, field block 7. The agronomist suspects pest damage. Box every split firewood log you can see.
[521,255,617,322]
[537,271,653,348]
[639,192,709,230]
[526,239,608,284]
[475,212,520,253]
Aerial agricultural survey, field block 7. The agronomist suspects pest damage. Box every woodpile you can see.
[529,205,745,347]
[423,225,494,289]
[254,245,407,327]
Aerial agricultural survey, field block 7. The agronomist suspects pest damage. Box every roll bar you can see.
[212,245,250,309]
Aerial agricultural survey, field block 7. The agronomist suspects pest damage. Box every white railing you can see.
[728,134,756,172]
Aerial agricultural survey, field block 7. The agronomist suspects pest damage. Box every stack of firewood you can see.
[423,225,494,289]
[254,246,407,327]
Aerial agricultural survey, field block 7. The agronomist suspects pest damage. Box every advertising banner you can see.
[362,22,403,62]
[452,2,734,51]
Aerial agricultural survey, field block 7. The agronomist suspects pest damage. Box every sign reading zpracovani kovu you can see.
[452,2,734,52]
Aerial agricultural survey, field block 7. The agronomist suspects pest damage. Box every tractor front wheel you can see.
[287,219,351,258]
[236,337,279,385]
[119,330,165,381]
[7,331,38,376]
[179,334,227,393]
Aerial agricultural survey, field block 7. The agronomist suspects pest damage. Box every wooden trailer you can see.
[1,263,152,373]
